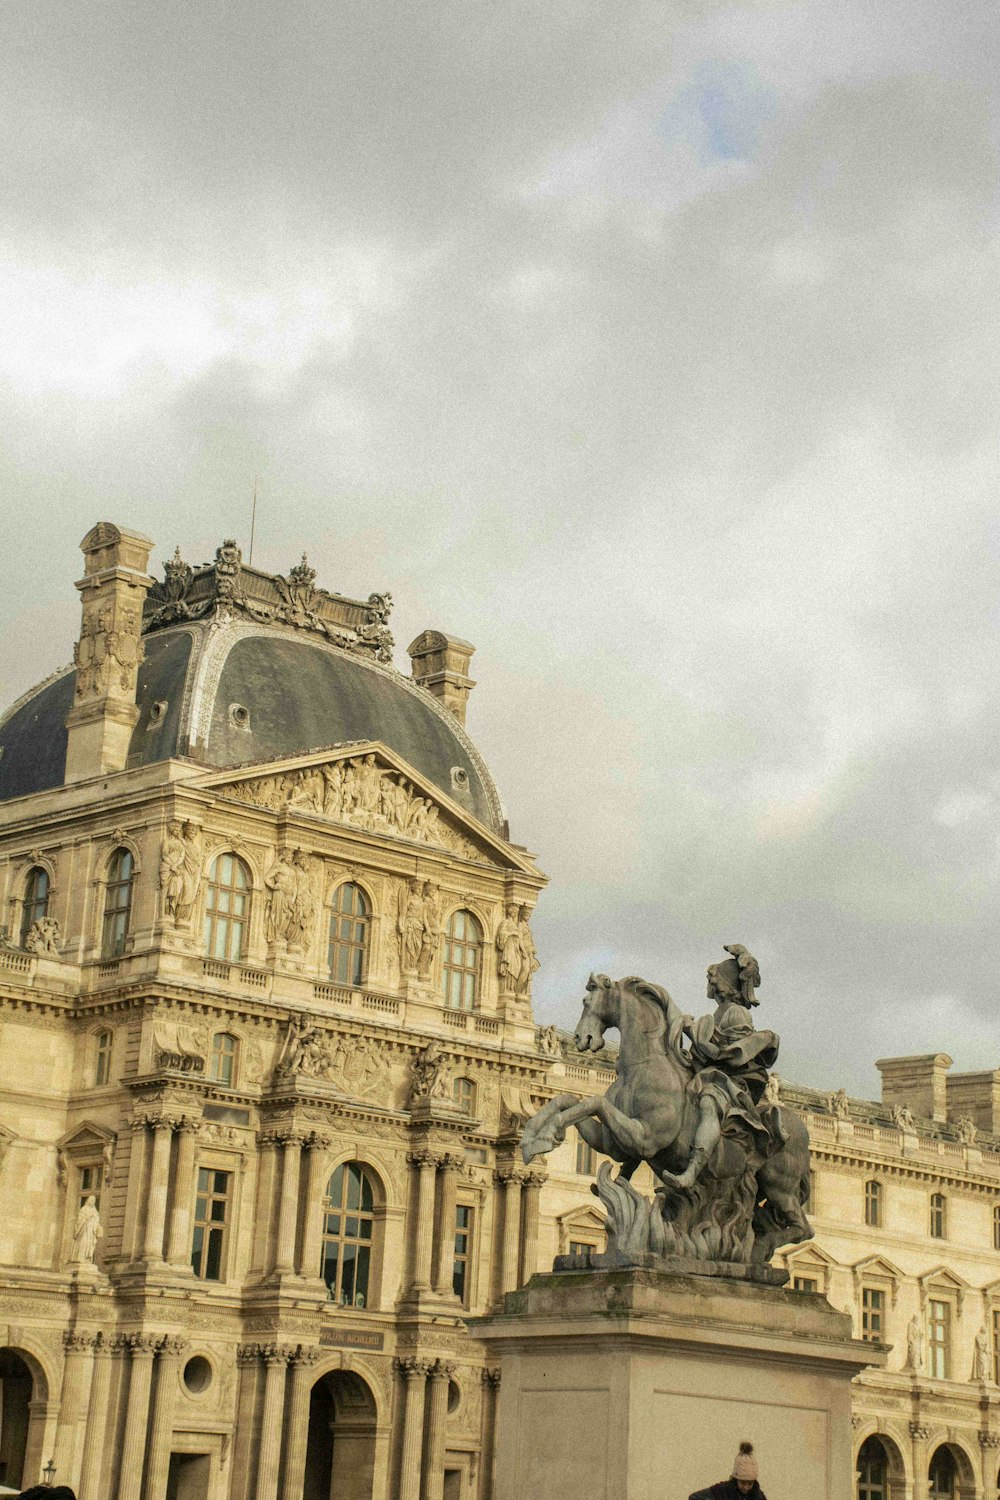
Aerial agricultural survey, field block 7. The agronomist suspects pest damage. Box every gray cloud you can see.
[2,0,1000,1097]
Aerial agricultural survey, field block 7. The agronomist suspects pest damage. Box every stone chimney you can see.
[407,630,476,725]
[876,1052,953,1123]
[64,523,155,783]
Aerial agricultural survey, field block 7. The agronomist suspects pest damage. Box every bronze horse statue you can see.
[522,973,813,1265]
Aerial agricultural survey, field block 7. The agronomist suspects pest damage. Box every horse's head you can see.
[574,973,615,1052]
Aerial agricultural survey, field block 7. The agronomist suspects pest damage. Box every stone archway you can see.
[303,1370,378,1500]
[928,1442,980,1500]
[0,1349,36,1490]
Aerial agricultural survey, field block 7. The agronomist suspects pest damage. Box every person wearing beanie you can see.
[689,1441,767,1500]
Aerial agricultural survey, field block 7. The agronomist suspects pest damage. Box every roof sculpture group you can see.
[522,946,813,1275]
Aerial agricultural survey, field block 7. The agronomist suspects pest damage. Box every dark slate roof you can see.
[0,622,504,831]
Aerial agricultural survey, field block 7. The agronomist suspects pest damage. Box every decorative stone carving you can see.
[536,1025,561,1058]
[521,955,812,1271]
[957,1115,978,1145]
[408,1042,454,1106]
[973,1325,990,1382]
[146,547,194,627]
[763,1072,781,1104]
[909,1422,930,1441]
[153,1020,207,1073]
[264,847,320,951]
[71,1195,103,1263]
[828,1088,850,1118]
[159,820,202,926]
[273,1016,390,1100]
[24,916,62,956]
[482,1367,501,1390]
[892,1103,916,1131]
[978,1433,1000,1449]
[515,906,539,999]
[74,601,144,699]
[223,755,484,860]
[497,904,539,998]
[905,1314,924,1373]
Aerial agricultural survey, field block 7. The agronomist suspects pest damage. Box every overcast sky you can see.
[2,0,999,1098]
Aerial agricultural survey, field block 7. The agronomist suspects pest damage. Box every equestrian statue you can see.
[521,946,813,1271]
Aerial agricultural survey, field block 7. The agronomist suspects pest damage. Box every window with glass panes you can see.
[569,1240,598,1257]
[927,1299,950,1378]
[20,866,49,946]
[94,1030,112,1086]
[327,883,369,985]
[78,1163,102,1217]
[993,1205,1000,1252]
[576,1134,596,1175]
[203,854,250,962]
[993,1309,1000,1385]
[453,1077,476,1115]
[442,910,481,1010]
[861,1287,885,1342]
[930,1193,947,1239]
[209,1033,237,1086]
[453,1204,473,1305]
[321,1162,374,1306]
[928,1448,955,1500]
[191,1168,231,1281]
[793,1276,818,1293]
[857,1437,888,1500]
[864,1179,882,1228]
[102,848,134,959]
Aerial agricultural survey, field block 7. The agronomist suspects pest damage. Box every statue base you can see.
[469,1267,881,1500]
[552,1250,787,1284]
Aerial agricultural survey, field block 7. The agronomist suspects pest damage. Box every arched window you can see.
[94,1029,113,1086]
[930,1192,947,1239]
[203,853,250,962]
[19,866,49,947]
[320,1162,376,1307]
[864,1180,882,1228]
[209,1033,238,1086]
[856,1436,888,1500]
[442,909,482,1011]
[328,883,369,986]
[102,848,134,959]
[928,1447,955,1500]
[453,1077,476,1115]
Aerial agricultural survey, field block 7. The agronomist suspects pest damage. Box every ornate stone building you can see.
[0,524,999,1500]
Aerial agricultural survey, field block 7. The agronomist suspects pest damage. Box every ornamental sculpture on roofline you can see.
[521,945,813,1277]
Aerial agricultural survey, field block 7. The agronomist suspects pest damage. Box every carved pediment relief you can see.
[57,1121,117,1187]
[209,746,509,867]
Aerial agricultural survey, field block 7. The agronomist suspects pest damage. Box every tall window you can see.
[864,1180,883,1228]
[94,1030,113,1086]
[927,1299,950,1378]
[203,853,250,962]
[993,1309,1000,1385]
[453,1077,476,1115]
[78,1163,103,1217]
[209,1033,237,1087]
[928,1448,955,1500]
[321,1162,375,1307]
[191,1168,231,1281]
[576,1134,596,1175]
[102,848,134,959]
[327,883,369,985]
[930,1192,947,1239]
[857,1437,888,1500]
[993,1204,1000,1252]
[861,1287,885,1343]
[442,910,482,1011]
[453,1204,474,1305]
[20,866,49,946]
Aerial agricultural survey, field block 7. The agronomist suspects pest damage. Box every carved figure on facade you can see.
[764,1072,781,1104]
[24,916,62,956]
[905,1313,924,1372]
[266,848,320,948]
[158,819,203,926]
[289,850,320,952]
[828,1087,850,1119]
[520,951,812,1270]
[223,755,484,860]
[417,882,442,979]
[154,1020,208,1073]
[273,1016,390,1100]
[536,1024,561,1058]
[974,1325,991,1382]
[496,905,520,991]
[515,905,540,998]
[892,1103,916,1131]
[398,879,425,975]
[409,1041,454,1106]
[957,1114,978,1145]
[74,602,144,699]
[71,1195,103,1263]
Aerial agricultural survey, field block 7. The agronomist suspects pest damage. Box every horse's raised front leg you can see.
[553,1094,657,1162]
[521,1094,582,1163]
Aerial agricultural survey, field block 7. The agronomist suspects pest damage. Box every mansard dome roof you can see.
[0,547,505,833]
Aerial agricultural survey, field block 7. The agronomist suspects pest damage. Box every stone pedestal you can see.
[470,1268,883,1500]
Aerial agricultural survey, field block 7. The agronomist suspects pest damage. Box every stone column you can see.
[519,1170,545,1285]
[424,1359,456,1500]
[978,1432,1000,1499]
[122,1118,151,1262]
[274,1135,303,1275]
[480,1367,502,1500]
[78,1334,115,1500]
[256,1345,292,1500]
[230,1347,261,1500]
[279,1346,320,1500]
[395,1358,432,1500]
[165,1120,198,1266]
[407,1149,439,1295]
[495,1167,524,1297]
[118,1335,160,1500]
[433,1155,463,1297]
[143,1336,186,1500]
[909,1420,930,1500]
[142,1121,174,1262]
[53,1330,97,1490]
[252,1134,280,1274]
[298,1136,331,1279]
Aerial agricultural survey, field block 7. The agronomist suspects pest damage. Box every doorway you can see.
[303,1370,377,1500]
[166,1451,212,1500]
[0,1349,34,1490]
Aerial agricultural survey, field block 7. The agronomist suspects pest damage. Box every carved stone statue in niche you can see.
[265,850,298,946]
[536,1024,560,1058]
[289,850,320,953]
[496,904,521,992]
[25,916,62,956]
[515,906,540,998]
[417,882,441,980]
[161,820,203,926]
[409,1041,454,1105]
[71,1195,103,1263]
[398,879,424,976]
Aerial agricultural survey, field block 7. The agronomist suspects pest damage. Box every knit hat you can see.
[732,1442,758,1483]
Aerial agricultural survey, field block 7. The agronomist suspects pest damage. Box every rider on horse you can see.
[660,945,784,1191]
